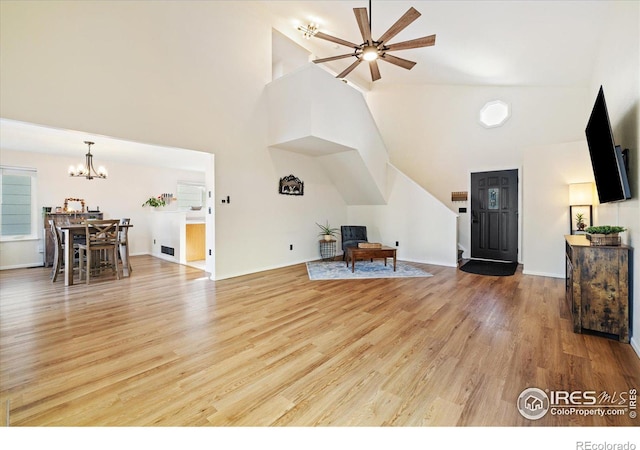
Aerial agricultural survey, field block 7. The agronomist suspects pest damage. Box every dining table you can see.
[58,222,133,286]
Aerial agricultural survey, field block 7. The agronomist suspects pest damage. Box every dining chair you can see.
[48,219,64,282]
[77,219,121,284]
[118,218,132,276]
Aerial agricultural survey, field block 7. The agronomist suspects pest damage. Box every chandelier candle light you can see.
[298,23,318,39]
[68,141,107,180]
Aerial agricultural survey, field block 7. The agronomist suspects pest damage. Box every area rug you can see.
[459,260,518,276]
[306,261,433,280]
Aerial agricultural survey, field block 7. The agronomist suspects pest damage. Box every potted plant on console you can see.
[585,225,626,246]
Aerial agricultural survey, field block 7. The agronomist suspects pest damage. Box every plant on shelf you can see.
[316,221,339,241]
[142,196,166,208]
[584,225,626,235]
[575,212,586,231]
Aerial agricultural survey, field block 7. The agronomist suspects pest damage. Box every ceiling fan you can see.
[310,1,436,81]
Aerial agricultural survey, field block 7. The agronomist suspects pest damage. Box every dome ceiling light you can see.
[479,100,511,128]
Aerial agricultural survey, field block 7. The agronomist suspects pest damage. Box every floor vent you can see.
[161,245,175,256]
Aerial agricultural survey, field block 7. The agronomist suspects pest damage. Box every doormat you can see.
[459,260,518,276]
[306,261,433,280]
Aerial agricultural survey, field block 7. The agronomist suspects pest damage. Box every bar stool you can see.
[77,219,121,284]
[49,220,64,282]
[119,218,132,276]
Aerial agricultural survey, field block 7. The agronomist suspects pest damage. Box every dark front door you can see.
[471,169,518,262]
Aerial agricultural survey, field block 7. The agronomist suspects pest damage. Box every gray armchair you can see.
[341,225,368,259]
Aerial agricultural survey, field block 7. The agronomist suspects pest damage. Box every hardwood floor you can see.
[1,255,638,426]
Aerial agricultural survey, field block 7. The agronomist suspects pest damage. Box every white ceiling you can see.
[0,118,211,172]
[265,0,614,88]
[0,1,627,165]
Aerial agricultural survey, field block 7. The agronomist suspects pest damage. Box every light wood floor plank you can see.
[1,255,639,426]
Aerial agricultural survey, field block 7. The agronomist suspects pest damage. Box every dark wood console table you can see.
[565,235,630,343]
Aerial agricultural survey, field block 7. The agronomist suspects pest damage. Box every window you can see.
[177,181,205,210]
[0,166,38,239]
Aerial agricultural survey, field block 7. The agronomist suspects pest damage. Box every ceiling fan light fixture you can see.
[310,3,435,82]
[362,45,379,61]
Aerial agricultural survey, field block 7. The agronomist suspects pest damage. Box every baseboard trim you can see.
[0,262,44,271]
[631,336,640,359]
[401,257,458,268]
[214,258,312,281]
[522,269,564,279]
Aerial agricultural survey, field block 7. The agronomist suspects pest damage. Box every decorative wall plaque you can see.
[451,191,468,202]
[279,174,304,196]
[63,197,86,212]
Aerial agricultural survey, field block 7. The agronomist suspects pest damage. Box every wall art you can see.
[279,174,304,196]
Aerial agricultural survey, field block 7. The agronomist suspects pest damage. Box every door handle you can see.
[471,210,479,223]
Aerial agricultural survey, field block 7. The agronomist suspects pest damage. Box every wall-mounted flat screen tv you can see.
[585,85,631,204]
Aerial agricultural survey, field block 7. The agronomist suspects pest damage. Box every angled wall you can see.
[349,165,459,267]
[267,64,388,205]
[267,64,458,266]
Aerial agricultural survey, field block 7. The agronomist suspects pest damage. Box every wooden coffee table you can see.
[345,246,397,273]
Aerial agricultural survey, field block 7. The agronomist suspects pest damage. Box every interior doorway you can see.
[0,118,215,277]
[470,169,519,262]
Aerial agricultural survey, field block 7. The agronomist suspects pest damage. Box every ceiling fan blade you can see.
[314,31,359,49]
[385,34,436,51]
[354,7,373,45]
[313,53,356,64]
[336,58,363,79]
[369,60,381,81]
[380,53,417,70]
[377,7,421,44]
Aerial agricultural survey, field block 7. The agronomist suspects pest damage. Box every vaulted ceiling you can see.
[0,1,632,163]
[264,0,617,89]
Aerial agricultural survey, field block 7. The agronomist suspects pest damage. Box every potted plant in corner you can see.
[316,221,339,241]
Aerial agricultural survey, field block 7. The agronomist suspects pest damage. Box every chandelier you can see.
[68,141,107,180]
[298,23,318,39]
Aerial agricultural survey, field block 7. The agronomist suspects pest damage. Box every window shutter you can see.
[1,168,36,237]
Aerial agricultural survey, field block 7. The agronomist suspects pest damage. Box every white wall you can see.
[0,1,348,280]
[267,64,389,205]
[0,149,206,269]
[366,83,589,260]
[588,0,639,354]
[149,210,205,265]
[348,164,458,267]
[266,64,458,266]
[521,141,594,277]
